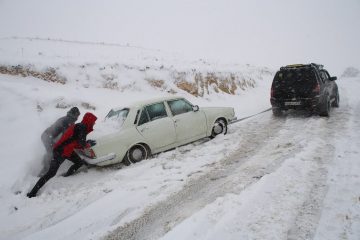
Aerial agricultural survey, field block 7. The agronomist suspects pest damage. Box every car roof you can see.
[280,63,324,71]
[112,96,185,111]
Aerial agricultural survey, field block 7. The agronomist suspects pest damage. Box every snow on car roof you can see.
[119,96,184,109]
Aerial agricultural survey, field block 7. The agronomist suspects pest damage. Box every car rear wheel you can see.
[123,144,149,166]
[272,107,282,117]
[210,119,227,139]
[319,97,330,117]
[332,91,340,108]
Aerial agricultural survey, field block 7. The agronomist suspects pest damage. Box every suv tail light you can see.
[313,83,320,94]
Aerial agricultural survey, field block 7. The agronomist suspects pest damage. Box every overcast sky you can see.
[0,0,359,73]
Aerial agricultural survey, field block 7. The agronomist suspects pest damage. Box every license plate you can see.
[285,101,301,106]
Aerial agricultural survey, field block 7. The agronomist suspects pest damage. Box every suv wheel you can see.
[319,97,330,117]
[332,91,340,108]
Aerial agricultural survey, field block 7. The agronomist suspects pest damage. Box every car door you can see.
[136,102,176,151]
[167,98,207,144]
[323,70,337,98]
[320,70,334,98]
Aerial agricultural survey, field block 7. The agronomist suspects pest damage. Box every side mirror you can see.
[192,105,199,112]
[330,76,337,81]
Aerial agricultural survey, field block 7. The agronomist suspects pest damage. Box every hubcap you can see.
[213,123,223,134]
[132,148,143,161]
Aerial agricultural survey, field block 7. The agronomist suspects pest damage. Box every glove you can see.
[86,139,97,147]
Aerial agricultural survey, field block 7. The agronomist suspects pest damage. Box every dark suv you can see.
[270,63,339,116]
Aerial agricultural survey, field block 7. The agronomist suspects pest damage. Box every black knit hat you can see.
[67,107,80,118]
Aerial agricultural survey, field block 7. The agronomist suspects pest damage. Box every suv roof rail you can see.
[310,63,324,70]
[280,64,307,70]
[280,63,324,71]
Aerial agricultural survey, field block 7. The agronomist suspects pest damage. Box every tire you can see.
[210,119,227,139]
[319,97,330,117]
[272,107,282,117]
[332,91,340,108]
[123,144,149,165]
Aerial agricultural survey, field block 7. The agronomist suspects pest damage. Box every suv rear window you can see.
[275,69,316,84]
[272,68,318,98]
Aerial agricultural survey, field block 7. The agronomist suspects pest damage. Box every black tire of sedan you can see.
[210,119,227,139]
[319,97,330,117]
[123,144,149,165]
[272,107,282,117]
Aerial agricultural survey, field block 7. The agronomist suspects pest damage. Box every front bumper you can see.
[228,116,238,124]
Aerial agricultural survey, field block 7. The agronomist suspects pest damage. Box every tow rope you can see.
[230,108,272,124]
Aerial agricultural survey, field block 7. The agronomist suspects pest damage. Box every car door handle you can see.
[174,119,180,123]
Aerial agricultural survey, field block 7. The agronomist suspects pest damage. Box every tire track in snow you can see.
[104,113,315,240]
[287,88,354,240]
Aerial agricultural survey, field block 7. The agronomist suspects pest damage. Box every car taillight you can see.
[313,83,320,94]
[80,148,96,159]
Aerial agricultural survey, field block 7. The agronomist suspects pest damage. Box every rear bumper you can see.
[77,151,117,165]
[271,97,320,110]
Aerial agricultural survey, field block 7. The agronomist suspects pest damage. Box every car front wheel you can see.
[272,107,282,117]
[210,119,227,139]
[123,144,149,166]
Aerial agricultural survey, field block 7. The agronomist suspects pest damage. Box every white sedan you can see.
[78,96,237,166]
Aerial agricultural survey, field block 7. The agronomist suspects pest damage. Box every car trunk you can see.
[272,68,318,99]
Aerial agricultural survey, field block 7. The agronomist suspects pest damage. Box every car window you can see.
[103,108,129,130]
[106,108,129,119]
[138,109,150,125]
[145,102,168,121]
[168,99,193,116]
[322,71,330,81]
[134,110,140,124]
[319,71,328,82]
[275,69,317,85]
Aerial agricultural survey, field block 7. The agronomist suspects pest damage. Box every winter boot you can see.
[26,176,49,198]
[27,191,37,198]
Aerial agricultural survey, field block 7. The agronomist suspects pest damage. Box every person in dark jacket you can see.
[39,107,81,175]
[27,112,97,198]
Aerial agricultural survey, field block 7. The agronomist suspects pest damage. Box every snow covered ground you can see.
[1,1,359,239]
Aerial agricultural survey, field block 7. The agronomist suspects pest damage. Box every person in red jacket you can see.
[27,112,97,198]
[39,107,80,176]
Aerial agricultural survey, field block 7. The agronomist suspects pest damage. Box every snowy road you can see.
[154,78,360,240]
[0,76,359,240]
[106,107,342,239]
[106,79,360,240]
